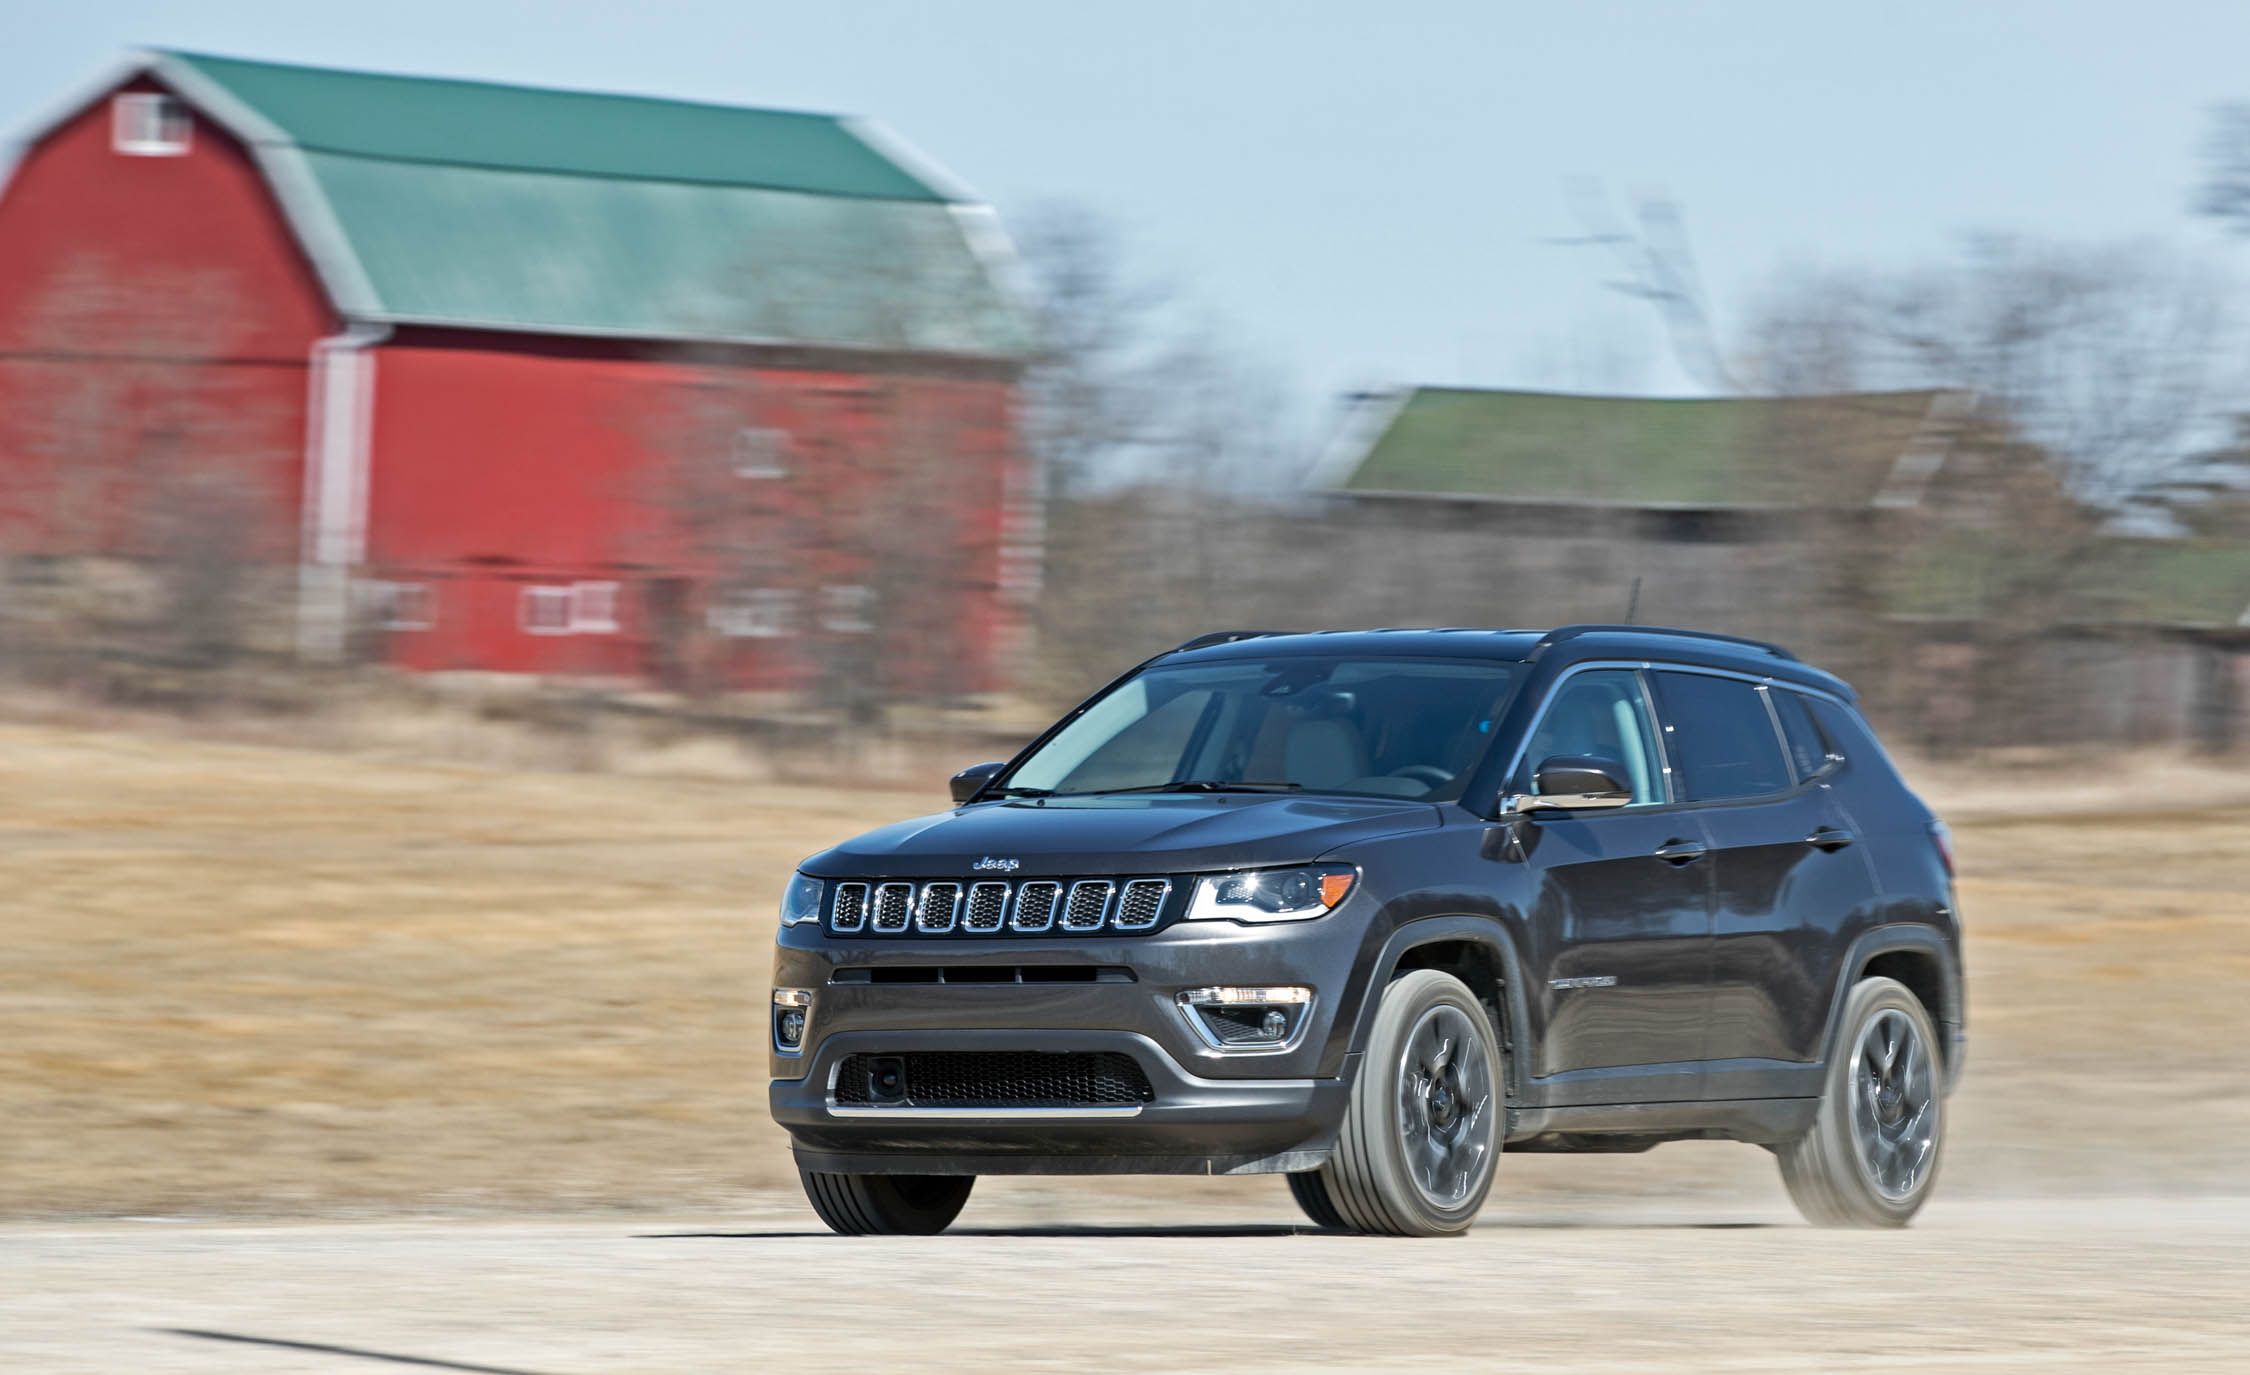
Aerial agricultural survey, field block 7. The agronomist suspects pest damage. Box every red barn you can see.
[0,51,1034,692]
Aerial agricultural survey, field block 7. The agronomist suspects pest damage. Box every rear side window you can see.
[1768,689,1835,781]
[1654,671,1791,801]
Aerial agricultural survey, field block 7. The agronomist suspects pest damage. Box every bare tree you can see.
[1,253,285,692]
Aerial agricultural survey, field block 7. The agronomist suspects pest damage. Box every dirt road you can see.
[8,1192,2250,1373]
[5,723,2250,1370]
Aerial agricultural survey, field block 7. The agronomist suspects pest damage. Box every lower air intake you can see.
[833,1051,1155,1108]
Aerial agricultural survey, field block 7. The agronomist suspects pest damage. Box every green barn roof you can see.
[1893,534,2250,629]
[1330,387,1956,508]
[145,51,1025,356]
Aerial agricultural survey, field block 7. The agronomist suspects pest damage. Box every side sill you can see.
[1505,1096,1817,1147]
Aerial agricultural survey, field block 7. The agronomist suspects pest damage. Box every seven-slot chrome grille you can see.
[827,877,1174,936]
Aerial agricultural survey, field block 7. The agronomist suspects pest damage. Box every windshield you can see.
[1000,656,1522,801]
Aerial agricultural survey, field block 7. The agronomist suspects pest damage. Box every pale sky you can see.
[6,1,2247,420]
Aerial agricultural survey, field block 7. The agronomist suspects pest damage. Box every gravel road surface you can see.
[8,1190,2249,1374]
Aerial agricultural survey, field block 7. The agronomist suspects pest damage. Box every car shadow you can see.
[642,1218,1781,1240]
[157,1328,567,1375]
[640,1222,1311,1240]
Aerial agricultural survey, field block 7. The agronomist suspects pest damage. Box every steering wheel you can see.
[1387,765,1456,789]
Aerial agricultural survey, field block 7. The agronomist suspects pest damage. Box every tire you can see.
[1285,1169,1347,1230]
[799,1169,974,1236]
[1316,969,1503,1236]
[1779,975,1945,1228]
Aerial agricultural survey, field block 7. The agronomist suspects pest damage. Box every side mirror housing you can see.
[950,760,1008,805]
[1508,755,1634,813]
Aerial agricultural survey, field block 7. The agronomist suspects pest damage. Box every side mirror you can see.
[949,761,1007,805]
[1513,755,1634,812]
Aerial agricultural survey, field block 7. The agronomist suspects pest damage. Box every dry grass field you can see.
[3,720,2248,1219]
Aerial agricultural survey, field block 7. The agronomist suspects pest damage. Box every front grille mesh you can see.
[1112,879,1170,931]
[1062,880,1114,931]
[872,883,913,932]
[916,882,961,933]
[1010,880,1061,933]
[833,1051,1154,1108]
[826,875,1180,937]
[962,882,1010,932]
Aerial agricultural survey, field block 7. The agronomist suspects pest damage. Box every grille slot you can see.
[1062,880,1114,931]
[871,883,914,932]
[962,882,1010,932]
[832,1051,1154,1108]
[1010,880,1062,932]
[1112,878,1170,931]
[831,882,869,933]
[915,882,962,933]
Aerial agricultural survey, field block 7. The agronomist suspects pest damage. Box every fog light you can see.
[772,988,812,1054]
[1177,985,1313,1053]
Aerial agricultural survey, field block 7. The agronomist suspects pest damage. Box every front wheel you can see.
[799,1169,974,1236]
[1778,975,1945,1228]
[1314,969,1502,1236]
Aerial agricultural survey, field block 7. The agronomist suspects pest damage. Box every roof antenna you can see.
[1624,576,1642,625]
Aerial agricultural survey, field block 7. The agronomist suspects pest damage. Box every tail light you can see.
[1929,819,1955,879]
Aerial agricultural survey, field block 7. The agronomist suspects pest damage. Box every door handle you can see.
[1653,839,1708,866]
[1806,826,1857,852]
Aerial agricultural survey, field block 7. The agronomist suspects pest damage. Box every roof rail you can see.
[1172,629,1289,653]
[1529,623,1797,662]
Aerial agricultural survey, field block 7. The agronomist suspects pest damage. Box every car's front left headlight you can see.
[778,872,825,927]
[1184,865,1357,924]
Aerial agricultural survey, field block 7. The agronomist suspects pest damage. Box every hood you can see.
[798,793,1446,879]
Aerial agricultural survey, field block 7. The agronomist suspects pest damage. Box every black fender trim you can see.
[1340,914,1534,1101]
[1820,923,1965,1091]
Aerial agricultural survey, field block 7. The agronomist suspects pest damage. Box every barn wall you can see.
[360,335,1022,691]
[0,76,335,559]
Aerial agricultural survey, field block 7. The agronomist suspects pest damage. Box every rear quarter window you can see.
[1769,688,1835,781]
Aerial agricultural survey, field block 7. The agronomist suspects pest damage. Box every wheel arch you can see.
[1821,925,1963,1089]
[1349,917,1531,1101]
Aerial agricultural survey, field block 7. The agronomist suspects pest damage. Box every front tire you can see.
[799,1169,974,1236]
[1316,969,1502,1236]
[1285,1170,1347,1230]
[1778,975,1945,1228]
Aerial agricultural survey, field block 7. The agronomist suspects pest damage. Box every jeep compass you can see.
[769,626,1963,1236]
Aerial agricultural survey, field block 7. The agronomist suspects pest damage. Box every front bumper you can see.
[767,907,1377,1174]
[773,1028,1354,1175]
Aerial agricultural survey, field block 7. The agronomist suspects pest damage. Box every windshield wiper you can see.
[1069,780,1304,796]
[987,785,1054,798]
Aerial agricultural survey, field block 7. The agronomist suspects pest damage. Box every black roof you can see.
[1159,625,1856,701]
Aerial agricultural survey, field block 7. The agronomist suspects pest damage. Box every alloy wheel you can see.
[1394,1003,1495,1208]
[1849,1007,1937,1201]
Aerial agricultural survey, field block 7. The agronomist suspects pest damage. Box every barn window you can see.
[521,582,620,635]
[358,580,435,631]
[112,94,192,156]
[708,587,795,638]
[520,586,573,635]
[732,427,791,479]
[820,584,875,634]
[569,581,620,634]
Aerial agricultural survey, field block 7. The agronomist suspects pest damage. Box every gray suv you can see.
[769,626,1963,1235]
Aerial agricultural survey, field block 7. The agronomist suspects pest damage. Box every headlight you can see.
[778,872,824,927]
[1184,865,1356,924]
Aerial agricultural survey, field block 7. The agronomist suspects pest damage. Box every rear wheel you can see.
[1778,976,1945,1228]
[1316,969,1502,1236]
[799,1169,974,1236]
